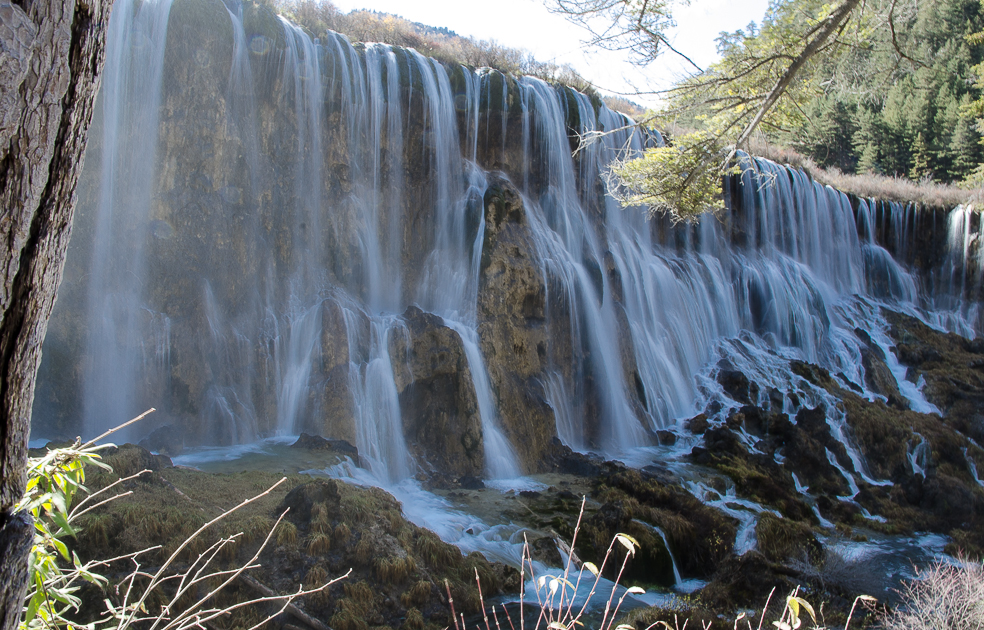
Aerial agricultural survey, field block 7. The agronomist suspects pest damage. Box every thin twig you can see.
[125,478,288,630]
[82,408,156,449]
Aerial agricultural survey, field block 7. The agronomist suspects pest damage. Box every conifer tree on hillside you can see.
[553,0,984,217]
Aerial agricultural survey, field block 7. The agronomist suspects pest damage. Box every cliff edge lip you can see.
[744,142,983,209]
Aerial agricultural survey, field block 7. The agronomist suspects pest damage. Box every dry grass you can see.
[333,521,352,545]
[400,580,432,608]
[276,519,298,546]
[603,96,647,119]
[746,136,983,208]
[307,531,332,555]
[271,0,596,91]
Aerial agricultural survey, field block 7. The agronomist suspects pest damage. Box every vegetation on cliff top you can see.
[555,0,984,218]
[250,0,640,112]
[732,0,984,186]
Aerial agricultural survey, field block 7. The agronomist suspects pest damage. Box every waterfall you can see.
[78,0,176,439]
[34,0,984,490]
[345,313,413,483]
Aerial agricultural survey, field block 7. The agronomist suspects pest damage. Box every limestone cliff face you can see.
[477,177,554,472]
[37,0,581,476]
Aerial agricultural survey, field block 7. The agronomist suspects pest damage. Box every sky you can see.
[329,0,771,107]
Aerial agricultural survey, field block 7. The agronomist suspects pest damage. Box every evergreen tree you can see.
[775,0,984,183]
[910,132,933,180]
[950,113,982,180]
[853,109,885,173]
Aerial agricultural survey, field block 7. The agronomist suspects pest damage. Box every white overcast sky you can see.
[329,0,771,107]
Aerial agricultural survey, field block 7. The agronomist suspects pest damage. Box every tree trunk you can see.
[0,0,114,627]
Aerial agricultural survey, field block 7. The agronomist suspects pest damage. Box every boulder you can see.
[290,433,359,458]
[716,363,760,405]
[388,305,485,477]
[278,479,341,524]
[138,423,185,457]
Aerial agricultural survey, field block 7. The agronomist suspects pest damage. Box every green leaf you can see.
[50,510,77,538]
[24,593,40,623]
[52,537,70,562]
[49,492,68,517]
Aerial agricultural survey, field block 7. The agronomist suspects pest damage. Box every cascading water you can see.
[34,0,984,594]
[76,0,176,440]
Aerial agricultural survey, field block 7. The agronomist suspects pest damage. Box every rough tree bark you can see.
[0,0,114,626]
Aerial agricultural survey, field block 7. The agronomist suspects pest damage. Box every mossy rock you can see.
[755,513,822,564]
[589,468,738,578]
[68,446,519,629]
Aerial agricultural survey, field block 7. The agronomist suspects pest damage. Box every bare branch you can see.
[82,408,156,449]
[888,0,928,68]
[735,0,862,149]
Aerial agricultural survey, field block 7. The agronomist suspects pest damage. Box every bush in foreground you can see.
[879,560,984,630]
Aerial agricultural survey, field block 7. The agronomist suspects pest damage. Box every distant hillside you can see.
[713,0,984,186]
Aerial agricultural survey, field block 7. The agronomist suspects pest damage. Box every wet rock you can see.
[640,463,676,486]
[716,364,759,405]
[528,535,563,567]
[686,413,710,434]
[692,425,815,523]
[576,500,678,587]
[588,468,738,578]
[699,551,795,611]
[886,311,984,425]
[655,430,677,446]
[895,343,942,367]
[138,423,185,457]
[741,406,794,440]
[478,177,556,472]
[602,250,623,304]
[290,433,359,458]
[458,475,485,490]
[543,438,605,477]
[861,348,908,409]
[786,405,854,499]
[320,298,356,372]
[692,427,744,461]
[389,305,485,477]
[790,360,838,390]
[314,364,359,445]
[766,387,785,411]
